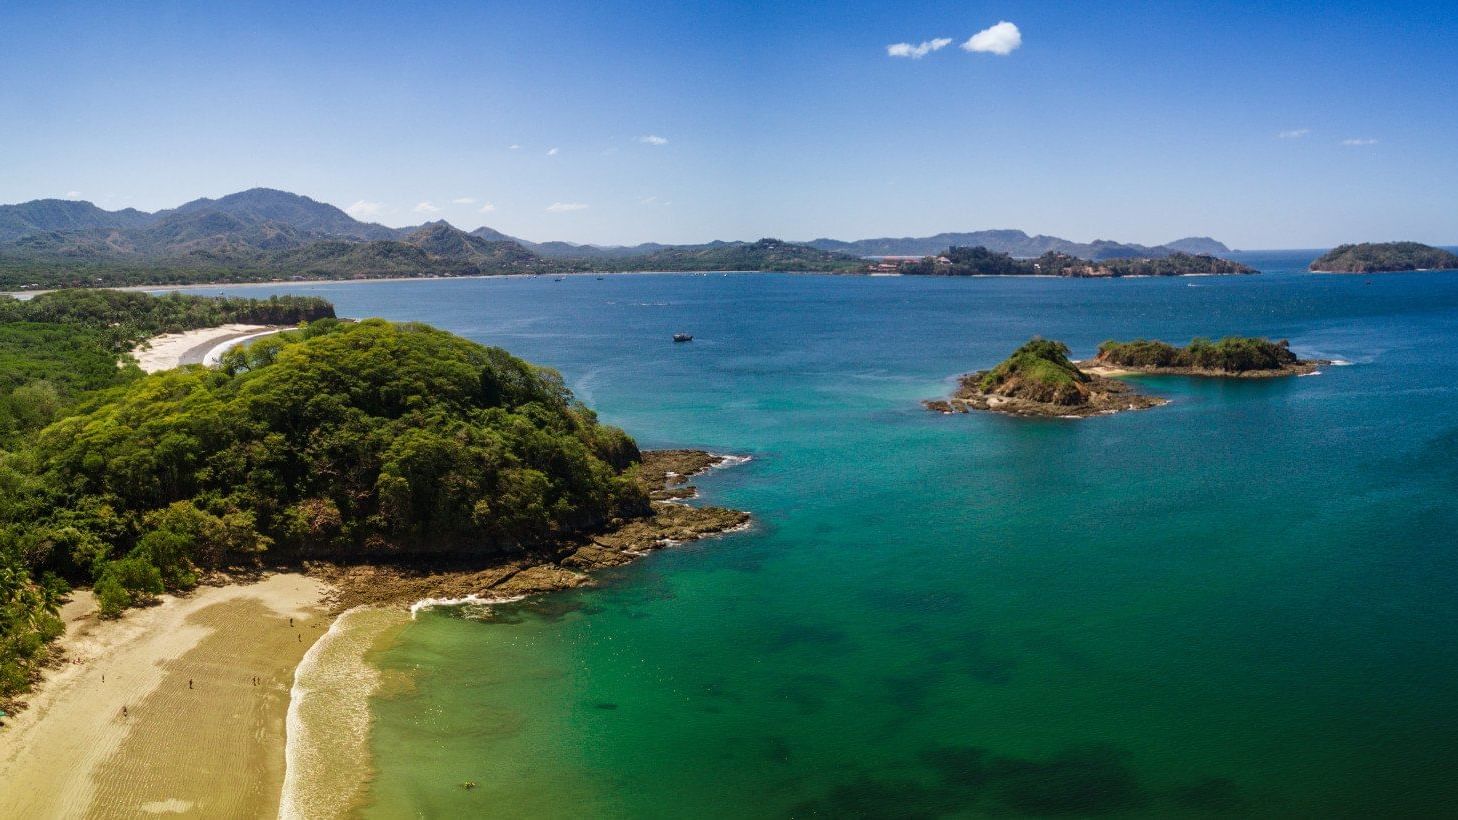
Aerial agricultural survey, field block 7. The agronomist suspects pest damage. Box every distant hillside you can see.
[597,238,861,272]
[1309,242,1458,273]
[805,230,1230,260]
[0,188,1234,288]
[162,188,400,240]
[897,246,1255,278]
[1163,236,1231,255]
[0,199,154,242]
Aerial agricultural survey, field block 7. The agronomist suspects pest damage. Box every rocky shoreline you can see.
[307,449,750,611]
[1077,360,1326,379]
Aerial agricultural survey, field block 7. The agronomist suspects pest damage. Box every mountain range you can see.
[0,188,1231,288]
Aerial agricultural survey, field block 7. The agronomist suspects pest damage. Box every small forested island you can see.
[1085,336,1324,377]
[925,339,1166,417]
[0,290,745,708]
[928,335,1324,418]
[896,246,1255,277]
[1309,242,1458,273]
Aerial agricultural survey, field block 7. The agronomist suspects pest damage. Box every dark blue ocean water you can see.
[196,253,1458,817]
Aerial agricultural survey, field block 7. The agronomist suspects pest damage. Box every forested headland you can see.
[1,292,664,706]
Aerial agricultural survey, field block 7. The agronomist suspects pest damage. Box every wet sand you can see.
[0,574,330,818]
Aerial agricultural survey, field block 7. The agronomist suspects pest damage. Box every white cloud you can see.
[346,200,385,220]
[886,38,952,59]
[64,190,82,198]
[962,21,1021,55]
[1341,138,1378,146]
[451,197,476,205]
[509,144,521,150]
[546,147,559,156]
[478,202,497,213]
[546,202,588,213]
[637,134,669,145]
[1276,128,1310,139]
[413,201,441,214]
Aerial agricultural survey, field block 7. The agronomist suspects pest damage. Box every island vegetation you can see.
[1308,242,1458,273]
[0,292,744,706]
[1090,336,1322,376]
[925,338,1165,417]
[896,246,1255,278]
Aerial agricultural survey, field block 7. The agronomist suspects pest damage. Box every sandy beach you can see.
[128,324,285,373]
[0,574,331,819]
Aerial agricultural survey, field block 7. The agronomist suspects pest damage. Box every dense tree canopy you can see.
[1096,337,1299,372]
[3,293,646,702]
[1309,242,1458,273]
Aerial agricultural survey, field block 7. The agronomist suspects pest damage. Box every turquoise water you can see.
[205,256,1458,817]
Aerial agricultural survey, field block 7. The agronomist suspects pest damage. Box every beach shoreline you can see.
[0,573,332,819]
[0,450,750,818]
[128,323,290,373]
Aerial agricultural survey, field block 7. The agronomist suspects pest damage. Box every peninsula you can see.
[1309,242,1458,273]
[0,289,750,816]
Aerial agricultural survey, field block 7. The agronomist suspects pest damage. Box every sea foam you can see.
[408,593,526,619]
[280,607,396,820]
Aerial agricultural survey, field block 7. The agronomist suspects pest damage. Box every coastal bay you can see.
[165,258,1458,817]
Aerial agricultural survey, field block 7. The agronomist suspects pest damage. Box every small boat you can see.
[673,333,693,343]
[554,277,565,282]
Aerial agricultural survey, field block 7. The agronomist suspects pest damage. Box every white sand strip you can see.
[129,324,270,373]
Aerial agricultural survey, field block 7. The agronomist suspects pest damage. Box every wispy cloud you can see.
[346,200,385,220]
[509,144,521,150]
[1276,128,1310,139]
[478,202,497,213]
[64,190,82,198]
[451,197,476,205]
[886,38,952,59]
[413,201,441,214]
[546,202,588,213]
[1341,138,1378,146]
[962,21,1021,55]
[637,134,669,146]
[546,147,559,156]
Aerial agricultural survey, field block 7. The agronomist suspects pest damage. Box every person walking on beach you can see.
[188,679,193,689]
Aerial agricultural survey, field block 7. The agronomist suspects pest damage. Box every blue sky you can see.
[2,0,1454,248]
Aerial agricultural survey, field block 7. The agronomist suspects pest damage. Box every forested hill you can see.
[0,290,330,701]
[0,295,653,706]
[595,238,861,272]
[1309,242,1458,273]
[897,246,1255,277]
[805,230,1231,260]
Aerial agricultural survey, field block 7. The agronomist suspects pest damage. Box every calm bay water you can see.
[201,253,1458,817]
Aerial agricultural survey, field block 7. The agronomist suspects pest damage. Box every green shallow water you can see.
[206,258,1458,817]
